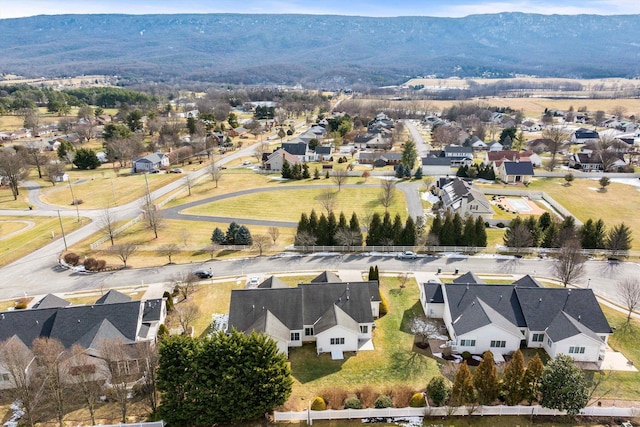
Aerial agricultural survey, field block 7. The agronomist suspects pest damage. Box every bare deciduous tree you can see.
[318,188,337,215]
[174,301,201,335]
[76,122,96,143]
[334,228,362,249]
[0,338,40,427]
[207,160,223,188]
[135,342,160,414]
[554,239,586,287]
[252,234,271,256]
[97,338,132,423]
[32,338,68,427]
[24,142,48,179]
[142,200,163,239]
[541,127,571,171]
[617,278,640,322]
[158,243,180,264]
[295,230,317,251]
[0,149,30,200]
[332,169,349,191]
[67,344,103,426]
[109,243,137,268]
[379,178,396,211]
[45,161,66,187]
[170,271,199,301]
[253,141,271,162]
[99,207,118,246]
[267,226,280,245]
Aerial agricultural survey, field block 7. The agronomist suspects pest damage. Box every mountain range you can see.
[1,13,640,87]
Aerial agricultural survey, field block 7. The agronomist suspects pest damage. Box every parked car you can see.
[170,168,183,173]
[397,251,417,260]
[248,276,260,287]
[194,269,213,279]
[149,169,161,174]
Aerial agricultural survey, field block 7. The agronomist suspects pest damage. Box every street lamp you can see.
[587,278,591,289]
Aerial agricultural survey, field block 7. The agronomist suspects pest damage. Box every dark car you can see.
[194,269,213,279]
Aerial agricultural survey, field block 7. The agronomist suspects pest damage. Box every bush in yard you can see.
[163,291,174,312]
[63,252,80,266]
[96,259,106,270]
[409,392,426,407]
[83,257,98,271]
[310,397,326,411]
[356,386,377,408]
[427,376,450,407]
[158,324,169,338]
[374,395,393,408]
[344,397,362,409]
[379,293,389,316]
[14,298,28,310]
[321,387,348,409]
[461,351,471,360]
[389,384,414,407]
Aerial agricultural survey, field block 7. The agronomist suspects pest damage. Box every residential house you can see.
[228,279,381,358]
[439,178,494,220]
[419,280,611,363]
[358,151,402,167]
[263,148,301,171]
[471,140,488,151]
[486,150,542,168]
[443,145,474,166]
[229,127,247,138]
[282,141,311,162]
[314,145,333,161]
[568,151,626,172]
[55,172,70,182]
[488,141,504,152]
[571,128,600,144]
[421,156,454,176]
[497,161,534,184]
[133,152,170,173]
[0,290,166,389]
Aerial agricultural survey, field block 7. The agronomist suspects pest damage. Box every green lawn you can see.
[183,187,408,222]
[286,276,440,408]
[526,178,640,250]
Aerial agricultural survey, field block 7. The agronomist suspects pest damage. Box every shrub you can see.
[374,395,393,409]
[63,252,80,266]
[343,397,362,409]
[461,351,472,359]
[496,222,505,228]
[158,324,169,338]
[310,397,326,411]
[71,198,83,205]
[96,259,106,270]
[427,376,451,407]
[163,291,174,312]
[356,386,377,408]
[379,293,389,316]
[409,392,426,407]
[14,298,29,310]
[320,387,348,409]
[83,257,98,271]
[389,384,414,407]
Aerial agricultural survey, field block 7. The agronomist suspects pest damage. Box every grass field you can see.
[525,178,640,250]
[0,215,85,268]
[183,186,407,223]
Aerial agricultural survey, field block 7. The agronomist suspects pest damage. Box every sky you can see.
[0,0,638,19]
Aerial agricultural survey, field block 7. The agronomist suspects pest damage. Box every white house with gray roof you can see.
[419,277,611,363]
[439,178,494,220]
[228,278,380,358]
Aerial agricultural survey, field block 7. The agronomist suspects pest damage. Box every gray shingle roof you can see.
[258,276,289,289]
[33,294,70,309]
[422,283,444,303]
[95,290,132,304]
[503,161,534,176]
[310,271,342,283]
[315,304,360,334]
[453,271,485,284]
[513,275,542,288]
[301,282,376,325]
[228,288,303,332]
[282,142,308,156]
[245,310,291,342]
[142,299,164,322]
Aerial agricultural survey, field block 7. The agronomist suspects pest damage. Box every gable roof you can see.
[266,148,301,165]
[75,318,134,351]
[245,310,291,342]
[422,283,444,303]
[315,146,332,155]
[545,311,602,343]
[282,141,308,156]
[502,161,534,176]
[311,271,342,283]
[513,275,542,288]
[258,276,289,289]
[135,153,166,164]
[33,294,71,309]
[422,156,453,166]
[444,145,473,155]
[315,304,360,334]
[301,282,377,325]
[95,290,132,305]
[228,288,303,332]
[453,271,485,284]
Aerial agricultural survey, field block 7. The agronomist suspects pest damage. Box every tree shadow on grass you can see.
[289,343,349,384]
[388,349,431,380]
[399,300,425,334]
[216,249,240,257]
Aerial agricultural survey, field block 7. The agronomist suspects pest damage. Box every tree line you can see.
[295,210,363,247]
[211,222,253,246]
[428,212,488,247]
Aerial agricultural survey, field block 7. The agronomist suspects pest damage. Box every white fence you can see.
[274,405,640,422]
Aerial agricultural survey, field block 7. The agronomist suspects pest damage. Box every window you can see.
[490,340,506,348]
[290,332,300,341]
[547,338,552,346]
[532,333,544,342]
[330,337,345,345]
[460,339,476,347]
[305,327,314,336]
[360,325,368,334]
[569,346,585,354]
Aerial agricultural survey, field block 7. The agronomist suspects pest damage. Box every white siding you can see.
[315,325,359,355]
[370,301,380,318]
[549,333,603,363]
[287,329,304,348]
[457,324,522,356]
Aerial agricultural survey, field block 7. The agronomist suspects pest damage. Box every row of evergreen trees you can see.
[281,160,310,180]
[211,222,253,245]
[365,212,417,246]
[503,213,632,251]
[456,163,496,180]
[295,210,363,246]
[428,212,488,247]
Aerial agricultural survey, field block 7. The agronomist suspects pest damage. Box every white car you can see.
[397,251,418,260]
[248,276,260,287]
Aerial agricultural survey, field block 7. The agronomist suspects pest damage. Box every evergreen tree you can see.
[473,351,499,405]
[349,212,363,246]
[462,216,476,246]
[456,165,468,177]
[73,148,101,170]
[211,227,226,244]
[291,163,302,180]
[366,213,382,246]
[308,210,319,236]
[374,266,379,280]
[558,216,577,245]
[541,221,559,248]
[538,212,552,231]
[593,219,607,249]
[316,214,329,245]
[502,349,526,406]
[439,214,456,246]
[401,140,418,169]
[452,212,464,245]
[403,164,412,178]
[395,165,404,178]
[281,159,292,179]
[427,376,450,407]
[579,219,597,249]
[451,361,474,405]
[327,212,338,245]
[474,216,487,247]
[368,266,375,280]
[430,214,443,238]
[414,167,423,180]
[225,222,240,245]
[401,216,417,246]
[539,354,589,416]
[338,212,348,231]
[523,353,544,404]
[607,223,633,252]
[297,212,310,234]
[302,163,310,179]
[313,167,320,179]
[525,215,542,247]
[391,214,404,244]
[234,226,253,245]
[381,212,393,244]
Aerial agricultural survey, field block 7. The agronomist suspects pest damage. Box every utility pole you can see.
[68,180,80,222]
[57,210,67,251]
